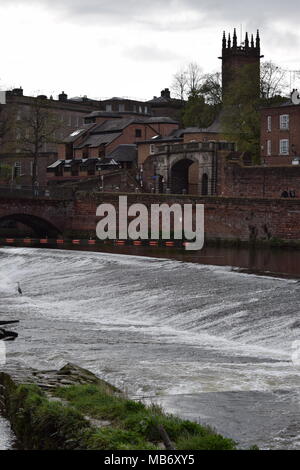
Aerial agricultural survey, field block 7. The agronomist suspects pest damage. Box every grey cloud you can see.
[124,45,182,62]
[5,0,300,26]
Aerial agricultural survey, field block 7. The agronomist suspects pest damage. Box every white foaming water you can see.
[0,418,14,450]
[0,247,300,449]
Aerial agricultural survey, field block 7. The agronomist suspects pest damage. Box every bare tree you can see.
[0,104,17,153]
[171,62,203,100]
[15,99,60,189]
[171,68,188,101]
[260,61,289,99]
[187,62,202,96]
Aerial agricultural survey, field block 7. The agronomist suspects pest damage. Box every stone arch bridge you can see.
[0,190,298,244]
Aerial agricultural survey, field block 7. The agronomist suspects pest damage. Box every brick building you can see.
[260,100,300,166]
[147,88,185,122]
[0,88,178,187]
[0,88,105,186]
[47,114,179,185]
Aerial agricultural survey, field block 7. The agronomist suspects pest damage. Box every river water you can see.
[0,246,299,449]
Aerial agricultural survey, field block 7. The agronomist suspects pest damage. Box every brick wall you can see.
[220,162,300,198]
[1,192,300,242]
[70,193,300,241]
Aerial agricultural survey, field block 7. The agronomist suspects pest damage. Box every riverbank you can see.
[0,363,236,450]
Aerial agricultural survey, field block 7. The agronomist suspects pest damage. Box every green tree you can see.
[199,72,222,106]
[182,93,218,128]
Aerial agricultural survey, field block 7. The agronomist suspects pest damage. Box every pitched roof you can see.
[107,144,137,162]
[75,132,121,148]
[63,123,96,143]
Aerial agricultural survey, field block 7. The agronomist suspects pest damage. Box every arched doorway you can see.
[201,173,209,196]
[171,159,198,195]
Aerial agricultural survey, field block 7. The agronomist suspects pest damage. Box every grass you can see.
[53,384,237,450]
[6,380,237,450]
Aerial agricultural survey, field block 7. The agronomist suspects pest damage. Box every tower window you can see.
[280,114,289,130]
[267,140,272,156]
[267,116,272,132]
[279,139,289,155]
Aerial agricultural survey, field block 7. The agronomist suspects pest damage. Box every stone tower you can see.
[220,29,263,99]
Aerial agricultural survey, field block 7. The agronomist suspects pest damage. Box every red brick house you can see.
[47,114,179,184]
[261,100,300,166]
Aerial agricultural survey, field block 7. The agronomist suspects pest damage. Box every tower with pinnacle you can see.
[220,28,263,99]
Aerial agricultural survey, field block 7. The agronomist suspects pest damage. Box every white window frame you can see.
[14,161,21,177]
[105,104,112,112]
[280,114,289,130]
[267,116,272,132]
[150,144,156,155]
[267,140,272,156]
[279,139,289,155]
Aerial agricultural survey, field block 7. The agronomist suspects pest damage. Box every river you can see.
[0,246,299,449]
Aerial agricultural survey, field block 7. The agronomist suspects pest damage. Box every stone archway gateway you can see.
[170,158,196,194]
[143,141,220,196]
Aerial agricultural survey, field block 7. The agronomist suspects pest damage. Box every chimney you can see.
[58,91,68,101]
[12,87,23,97]
[161,88,171,99]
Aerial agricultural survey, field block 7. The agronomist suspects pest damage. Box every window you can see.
[135,129,142,138]
[280,114,289,130]
[118,104,125,112]
[267,116,272,132]
[14,161,21,178]
[106,104,112,112]
[280,139,289,155]
[30,161,34,176]
[267,140,272,156]
[150,144,156,154]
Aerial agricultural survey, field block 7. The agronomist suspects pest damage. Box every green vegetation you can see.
[54,384,236,450]
[8,384,90,450]
[5,379,236,450]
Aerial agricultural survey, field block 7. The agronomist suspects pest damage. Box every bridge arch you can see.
[0,213,62,237]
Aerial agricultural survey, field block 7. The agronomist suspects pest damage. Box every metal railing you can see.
[0,185,75,200]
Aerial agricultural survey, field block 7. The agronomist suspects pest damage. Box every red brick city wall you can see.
[2,193,300,242]
[220,163,300,198]
[70,193,300,241]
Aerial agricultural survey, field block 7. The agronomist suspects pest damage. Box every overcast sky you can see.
[1,0,300,101]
